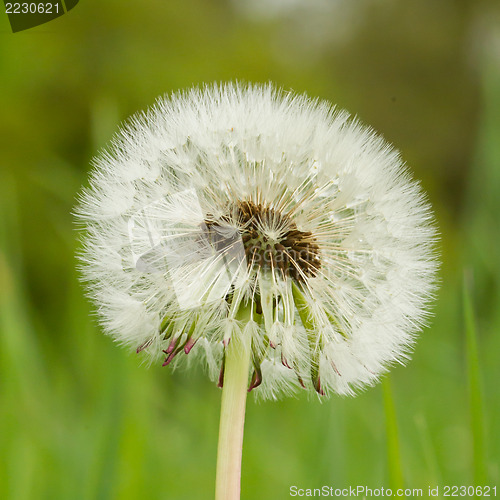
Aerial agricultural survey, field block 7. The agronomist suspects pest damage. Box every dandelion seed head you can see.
[76,82,438,399]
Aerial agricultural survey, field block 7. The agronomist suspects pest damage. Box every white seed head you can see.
[76,82,438,399]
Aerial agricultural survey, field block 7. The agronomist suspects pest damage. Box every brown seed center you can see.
[205,200,321,281]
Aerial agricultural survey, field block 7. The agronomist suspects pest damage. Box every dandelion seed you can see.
[76,82,438,499]
[76,82,438,399]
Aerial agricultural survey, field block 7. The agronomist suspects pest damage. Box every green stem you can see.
[215,304,252,500]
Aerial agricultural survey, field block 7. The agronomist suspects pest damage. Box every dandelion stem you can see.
[215,303,252,500]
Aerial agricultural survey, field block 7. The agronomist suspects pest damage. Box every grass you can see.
[463,272,487,485]
[382,377,404,491]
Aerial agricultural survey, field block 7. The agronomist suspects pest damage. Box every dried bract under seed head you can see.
[76,83,438,399]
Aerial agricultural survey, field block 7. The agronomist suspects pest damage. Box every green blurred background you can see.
[1,1,499,498]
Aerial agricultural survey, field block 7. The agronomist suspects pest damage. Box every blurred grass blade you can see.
[414,413,441,486]
[463,270,487,484]
[382,377,404,490]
